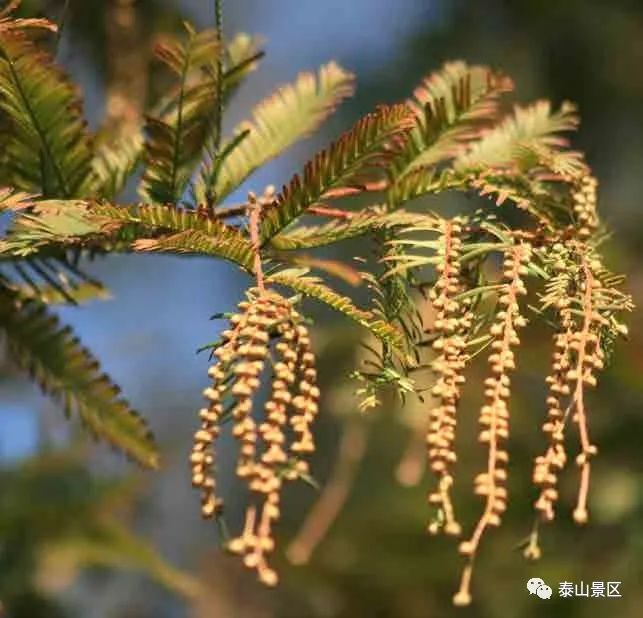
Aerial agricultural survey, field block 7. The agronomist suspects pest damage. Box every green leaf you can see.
[260,104,413,242]
[85,130,144,200]
[139,26,220,204]
[389,167,470,206]
[0,30,93,197]
[266,269,405,352]
[455,100,586,175]
[379,213,446,277]
[392,61,513,181]
[91,203,256,270]
[132,228,254,268]
[197,62,355,203]
[1,200,99,256]
[269,206,428,251]
[3,201,256,271]
[191,128,249,207]
[222,32,263,100]
[0,289,159,468]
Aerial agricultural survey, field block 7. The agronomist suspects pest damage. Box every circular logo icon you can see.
[527,578,545,595]
[526,577,552,600]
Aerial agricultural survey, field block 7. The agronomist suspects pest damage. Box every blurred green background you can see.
[2,1,643,616]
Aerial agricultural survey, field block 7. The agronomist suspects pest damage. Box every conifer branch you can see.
[0,30,92,197]
[260,104,414,242]
[0,288,159,468]
[140,26,220,204]
[0,6,634,606]
[195,62,355,203]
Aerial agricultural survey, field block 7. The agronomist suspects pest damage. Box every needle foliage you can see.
[0,1,633,605]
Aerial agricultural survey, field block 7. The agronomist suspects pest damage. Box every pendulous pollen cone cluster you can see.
[452,242,531,607]
[191,288,319,586]
[396,190,631,605]
[530,239,626,529]
[426,217,472,538]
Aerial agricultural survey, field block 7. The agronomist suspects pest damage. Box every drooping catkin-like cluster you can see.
[287,323,320,461]
[192,289,319,586]
[192,388,224,519]
[426,217,472,537]
[191,293,272,520]
[532,312,572,523]
[531,245,608,527]
[453,242,531,607]
[563,256,603,525]
[532,245,577,524]
[572,175,599,239]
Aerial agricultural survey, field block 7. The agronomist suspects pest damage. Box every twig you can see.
[214,202,354,221]
[323,180,388,198]
[571,258,596,524]
[308,205,354,219]
[214,0,223,153]
[286,419,368,565]
[247,192,264,291]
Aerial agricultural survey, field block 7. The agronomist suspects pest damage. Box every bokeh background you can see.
[2,1,643,617]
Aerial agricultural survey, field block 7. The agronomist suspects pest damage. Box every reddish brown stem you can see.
[307,205,354,219]
[247,194,264,291]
